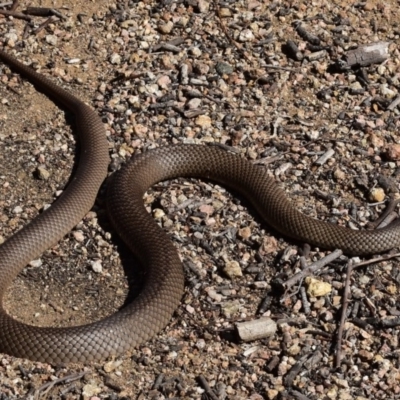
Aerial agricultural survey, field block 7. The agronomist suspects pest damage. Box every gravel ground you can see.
[1,0,400,399]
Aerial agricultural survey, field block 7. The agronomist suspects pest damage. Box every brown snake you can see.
[0,48,399,363]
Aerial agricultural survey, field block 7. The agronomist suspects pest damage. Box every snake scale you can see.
[0,48,399,363]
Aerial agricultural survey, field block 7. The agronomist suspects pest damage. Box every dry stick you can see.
[213,0,252,63]
[299,286,310,314]
[307,329,332,339]
[334,252,400,368]
[25,6,67,20]
[253,134,332,166]
[24,6,54,16]
[290,390,313,400]
[5,84,21,96]
[0,1,13,8]
[22,21,31,38]
[197,375,220,400]
[339,253,400,278]
[33,15,59,34]
[263,64,298,72]
[252,154,284,165]
[379,316,400,328]
[283,353,309,387]
[33,372,87,400]
[203,93,225,104]
[9,0,18,11]
[344,41,390,68]
[388,94,400,111]
[0,8,31,20]
[282,249,343,292]
[334,258,355,368]
[152,373,165,390]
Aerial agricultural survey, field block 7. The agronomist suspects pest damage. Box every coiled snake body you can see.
[0,49,399,363]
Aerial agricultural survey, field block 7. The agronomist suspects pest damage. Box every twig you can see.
[25,6,67,20]
[257,293,273,315]
[334,259,355,368]
[33,372,87,400]
[0,1,13,8]
[282,249,343,291]
[378,317,400,328]
[252,154,284,165]
[152,373,165,390]
[351,301,360,318]
[300,286,310,314]
[9,0,17,10]
[263,64,298,72]
[5,84,21,96]
[283,353,309,387]
[24,6,54,16]
[289,390,313,400]
[213,0,251,63]
[197,375,220,400]
[346,252,400,269]
[33,15,59,34]
[335,252,400,367]
[388,94,400,111]
[0,8,31,20]
[306,330,332,339]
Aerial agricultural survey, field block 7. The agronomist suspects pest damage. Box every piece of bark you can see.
[285,40,303,61]
[236,317,277,342]
[388,95,400,110]
[25,6,54,16]
[344,41,389,68]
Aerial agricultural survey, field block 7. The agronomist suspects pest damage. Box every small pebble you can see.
[82,382,101,399]
[333,168,345,181]
[13,206,22,214]
[4,32,18,45]
[197,0,210,12]
[369,187,385,202]
[110,53,121,64]
[216,62,233,75]
[385,144,400,160]
[158,21,174,34]
[305,277,332,297]
[36,166,50,180]
[223,260,242,278]
[195,115,211,128]
[221,300,241,317]
[73,231,85,242]
[219,7,232,17]
[186,98,202,109]
[238,29,254,42]
[91,260,103,273]
[45,35,57,45]
[190,47,202,57]
[186,304,195,314]
[206,288,222,302]
[153,208,165,219]
[238,227,251,239]
[29,259,42,268]
[103,360,123,373]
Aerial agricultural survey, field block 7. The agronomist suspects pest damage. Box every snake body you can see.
[0,49,399,363]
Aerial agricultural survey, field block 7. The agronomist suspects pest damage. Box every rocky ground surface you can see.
[1,0,400,399]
